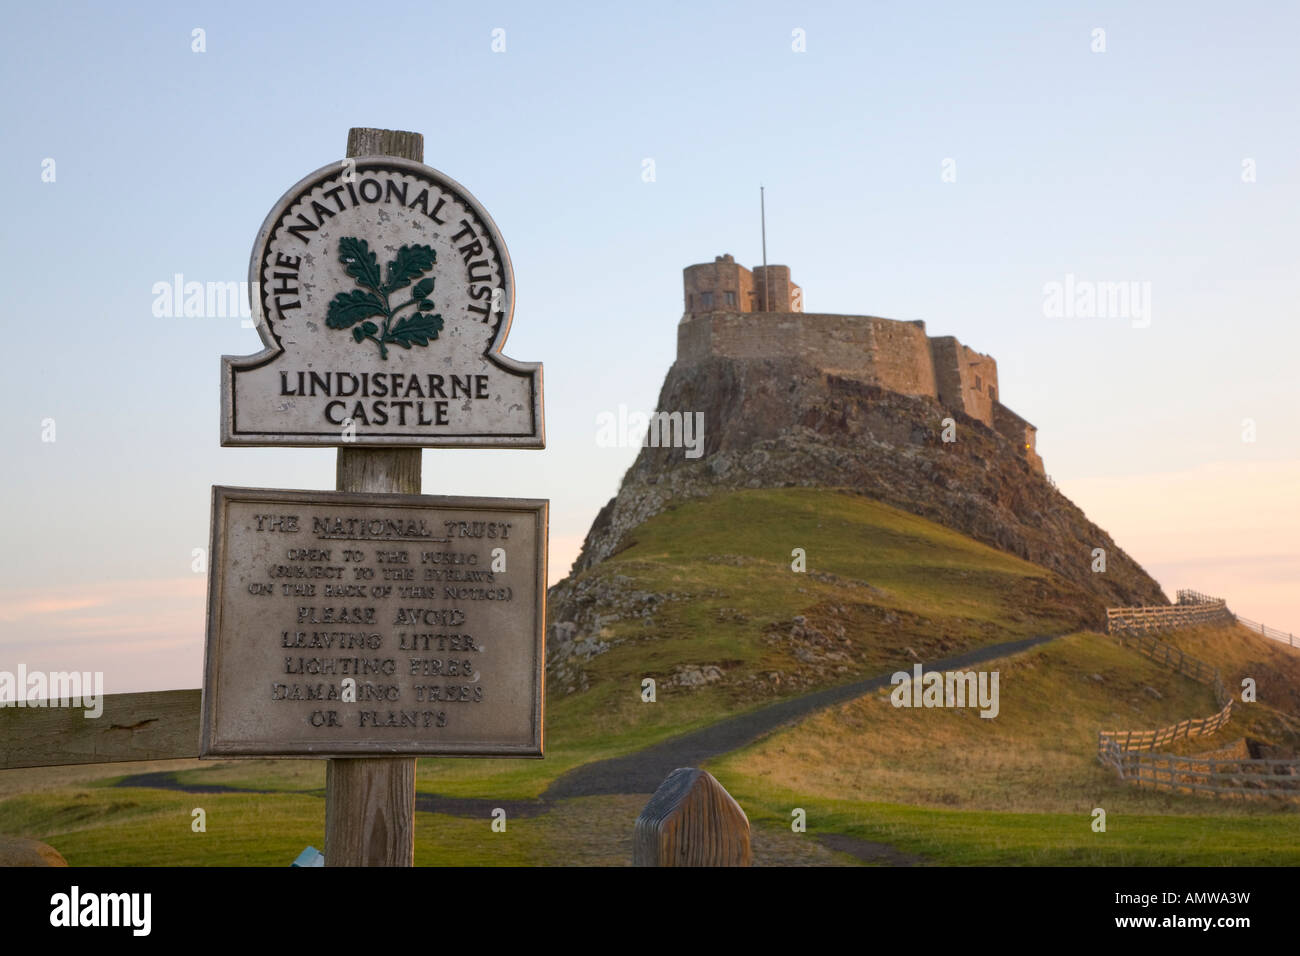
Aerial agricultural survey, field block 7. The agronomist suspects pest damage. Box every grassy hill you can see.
[1,489,1294,865]
[708,624,1300,864]
[546,486,1093,735]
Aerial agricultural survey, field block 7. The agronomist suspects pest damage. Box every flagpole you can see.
[760,185,769,311]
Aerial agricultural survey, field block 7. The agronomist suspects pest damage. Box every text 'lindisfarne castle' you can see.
[678,255,1044,474]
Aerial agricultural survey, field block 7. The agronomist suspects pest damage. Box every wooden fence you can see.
[1234,614,1297,650]
[1175,588,1221,606]
[1098,704,1233,755]
[1098,632,1232,756]
[1108,590,1296,654]
[1098,744,1300,799]
[1113,632,1229,705]
[1106,593,1233,634]
[1097,631,1300,801]
[0,689,199,770]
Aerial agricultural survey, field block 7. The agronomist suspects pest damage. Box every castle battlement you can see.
[678,258,1044,474]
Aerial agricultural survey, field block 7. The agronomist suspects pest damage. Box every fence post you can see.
[633,768,752,867]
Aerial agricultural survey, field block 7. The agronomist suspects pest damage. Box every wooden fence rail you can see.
[1109,590,1296,655]
[1099,743,1300,799]
[1098,631,1231,755]
[1233,614,1297,650]
[1106,599,1233,634]
[0,690,200,771]
[1097,701,1234,754]
[1113,632,1229,706]
[1175,588,1222,606]
[1097,628,1300,802]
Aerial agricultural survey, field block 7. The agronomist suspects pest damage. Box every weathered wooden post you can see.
[325,127,423,868]
[633,768,752,866]
[205,127,547,866]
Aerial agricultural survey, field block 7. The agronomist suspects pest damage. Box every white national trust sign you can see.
[222,157,544,447]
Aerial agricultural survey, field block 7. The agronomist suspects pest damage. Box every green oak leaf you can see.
[338,237,382,291]
[326,289,386,329]
[412,277,435,300]
[386,312,443,348]
[384,244,436,293]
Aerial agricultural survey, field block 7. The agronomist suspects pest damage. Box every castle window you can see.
[700,292,714,309]
[725,291,736,307]
[989,385,996,400]
[975,375,982,391]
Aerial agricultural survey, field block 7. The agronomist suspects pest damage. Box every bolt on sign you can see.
[201,487,545,757]
[222,157,543,446]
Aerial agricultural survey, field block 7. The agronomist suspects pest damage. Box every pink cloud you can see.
[0,578,207,693]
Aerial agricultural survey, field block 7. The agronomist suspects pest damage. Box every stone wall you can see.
[677,311,938,398]
[929,336,997,427]
[679,312,1005,425]
[993,401,1044,474]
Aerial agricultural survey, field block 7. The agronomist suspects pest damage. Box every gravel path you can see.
[542,631,1062,799]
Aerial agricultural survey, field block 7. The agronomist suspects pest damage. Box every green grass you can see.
[0,783,850,867]
[607,487,1080,623]
[708,630,1282,814]
[0,789,325,867]
[0,787,551,866]
[705,624,1300,861]
[714,779,1300,865]
[2,489,1294,865]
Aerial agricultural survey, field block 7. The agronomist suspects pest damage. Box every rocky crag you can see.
[556,355,1167,627]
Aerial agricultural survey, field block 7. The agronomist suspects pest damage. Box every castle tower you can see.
[683,255,755,314]
[751,265,802,312]
[676,256,1043,475]
[683,255,802,315]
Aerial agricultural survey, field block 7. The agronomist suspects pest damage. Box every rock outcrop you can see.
[564,355,1167,620]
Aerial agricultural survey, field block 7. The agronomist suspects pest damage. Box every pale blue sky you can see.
[2,1,1297,691]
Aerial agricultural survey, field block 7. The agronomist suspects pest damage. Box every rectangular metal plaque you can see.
[201,486,546,757]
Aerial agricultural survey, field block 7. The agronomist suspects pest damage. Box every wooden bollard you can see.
[633,768,752,867]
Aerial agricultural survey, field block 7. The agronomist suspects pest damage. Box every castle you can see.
[677,255,1044,474]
